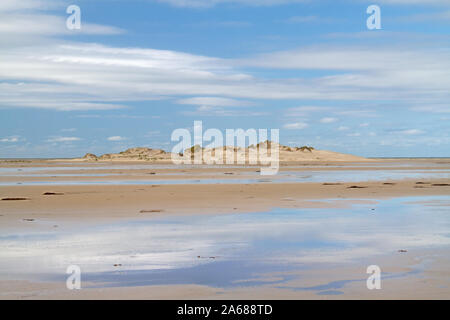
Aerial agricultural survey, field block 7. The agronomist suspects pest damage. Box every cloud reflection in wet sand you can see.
[0,196,448,292]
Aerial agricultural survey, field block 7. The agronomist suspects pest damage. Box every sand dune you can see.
[74,142,370,163]
[81,147,172,161]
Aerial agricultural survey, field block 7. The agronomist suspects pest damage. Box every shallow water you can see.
[0,169,449,186]
[1,160,449,173]
[0,164,263,173]
[0,196,448,295]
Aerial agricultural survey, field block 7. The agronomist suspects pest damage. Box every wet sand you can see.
[1,248,448,300]
[0,159,449,299]
[1,179,449,228]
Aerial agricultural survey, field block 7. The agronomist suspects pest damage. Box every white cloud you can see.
[411,105,450,113]
[320,117,338,123]
[347,132,361,137]
[47,136,81,142]
[0,136,20,142]
[359,123,370,127]
[338,126,350,131]
[107,136,126,141]
[240,46,450,98]
[397,129,425,135]
[285,106,331,117]
[177,96,261,116]
[182,106,268,117]
[0,0,124,37]
[0,14,125,36]
[283,122,308,130]
[177,97,254,107]
[0,0,54,12]
[0,1,449,114]
[0,93,128,111]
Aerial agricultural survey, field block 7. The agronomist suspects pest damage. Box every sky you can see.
[0,0,449,158]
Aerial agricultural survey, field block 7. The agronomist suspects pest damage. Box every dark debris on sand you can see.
[139,209,164,213]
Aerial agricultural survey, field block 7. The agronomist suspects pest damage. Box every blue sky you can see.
[0,0,449,158]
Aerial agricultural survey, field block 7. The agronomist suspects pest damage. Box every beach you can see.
[1,0,449,305]
[0,158,449,299]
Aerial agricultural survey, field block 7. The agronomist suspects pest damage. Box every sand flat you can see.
[0,178,449,226]
[0,159,449,299]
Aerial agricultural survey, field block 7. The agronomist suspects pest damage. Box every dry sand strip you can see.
[0,179,449,227]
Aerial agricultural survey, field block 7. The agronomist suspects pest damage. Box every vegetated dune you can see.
[73,142,370,163]
[76,147,172,162]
